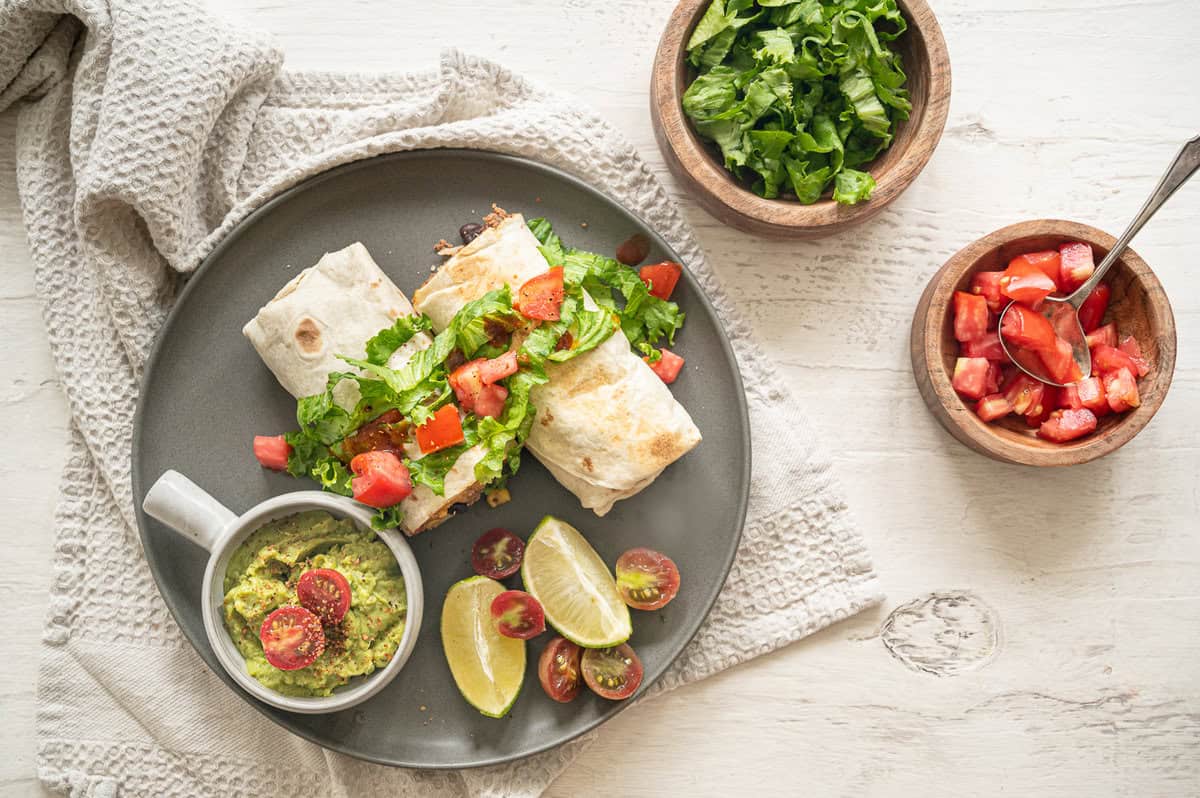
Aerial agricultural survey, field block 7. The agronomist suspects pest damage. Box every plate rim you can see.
[131,148,751,769]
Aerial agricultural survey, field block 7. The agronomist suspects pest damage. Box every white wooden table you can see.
[3,1,1198,794]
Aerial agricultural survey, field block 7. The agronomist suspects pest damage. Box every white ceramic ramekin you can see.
[142,469,423,714]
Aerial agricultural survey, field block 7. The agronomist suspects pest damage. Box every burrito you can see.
[244,243,487,535]
[413,214,702,516]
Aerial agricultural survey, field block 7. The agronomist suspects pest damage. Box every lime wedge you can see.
[441,575,525,718]
[521,516,632,648]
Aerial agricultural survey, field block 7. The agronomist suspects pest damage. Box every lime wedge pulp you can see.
[441,575,525,718]
[521,516,632,648]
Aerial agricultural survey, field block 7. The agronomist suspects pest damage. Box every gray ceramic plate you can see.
[132,150,750,769]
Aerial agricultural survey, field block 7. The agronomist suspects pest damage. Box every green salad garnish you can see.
[682,0,911,204]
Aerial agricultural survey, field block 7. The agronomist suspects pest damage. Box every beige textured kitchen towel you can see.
[1,2,882,796]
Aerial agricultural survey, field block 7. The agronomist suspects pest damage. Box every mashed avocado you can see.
[222,510,406,697]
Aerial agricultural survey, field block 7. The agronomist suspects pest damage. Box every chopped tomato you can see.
[1085,322,1118,350]
[1102,367,1140,412]
[952,357,992,401]
[1118,335,1151,377]
[1091,344,1139,377]
[516,266,565,321]
[1039,336,1081,384]
[1004,373,1045,416]
[1076,284,1111,332]
[478,350,518,384]
[1000,259,1057,305]
[953,291,989,343]
[297,568,352,626]
[962,331,1006,361]
[1074,376,1110,415]
[1000,304,1057,352]
[1025,402,1053,428]
[1061,383,1083,410]
[1058,242,1094,293]
[1038,408,1098,442]
[253,435,291,471]
[349,450,413,509]
[970,271,1005,313]
[639,261,683,301]
[415,404,466,454]
[259,606,325,671]
[1008,250,1062,286]
[985,361,1003,394]
[646,348,685,384]
[472,383,509,418]
[975,393,1012,422]
[449,359,486,410]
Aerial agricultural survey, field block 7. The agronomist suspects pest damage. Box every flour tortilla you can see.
[413,215,701,516]
[243,242,485,535]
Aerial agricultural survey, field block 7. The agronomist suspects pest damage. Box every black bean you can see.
[459,223,484,244]
[449,502,470,515]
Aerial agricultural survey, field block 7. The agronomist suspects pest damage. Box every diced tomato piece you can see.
[1000,304,1057,352]
[986,310,999,332]
[1084,322,1117,349]
[1025,404,1052,428]
[1058,242,1094,293]
[646,348,685,384]
[953,357,992,401]
[639,261,683,301]
[1074,376,1109,415]
[1008,250,1062,286]
[975,393,1012,422]
[953,291,989,343]
[415,404,466,454]
[516,267,565,321]
[1039,336,1080,384]
[1037,408,1098,442]
[970,271,1005,313]
[1004,373,1045,416]
[1061,383,1082,410]
[962,331,1007,361]
[1000,259,1057,305]
[253,435,291,471]
[1102,367,1140,412]
[472,383,509,419]
[1091,344,1139,377]
[1076,284,1111,332]
[1118,335,1151,377]
[449,359,486,411]
[478,350,518,384]
[1040,385,1063,413]
[349,451,413,509]
[985,362,1003,394]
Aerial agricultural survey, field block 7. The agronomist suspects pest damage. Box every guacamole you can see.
[222,510,406,697]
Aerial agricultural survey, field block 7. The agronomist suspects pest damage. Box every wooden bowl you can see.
[650,0,951,239]
[911,219,1177,466]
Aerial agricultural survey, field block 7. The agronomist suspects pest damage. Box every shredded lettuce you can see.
[681,0,909,204]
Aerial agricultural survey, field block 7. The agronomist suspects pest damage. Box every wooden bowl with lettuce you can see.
[651,0,951,238]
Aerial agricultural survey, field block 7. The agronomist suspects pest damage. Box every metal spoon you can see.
[999,134,1200,386]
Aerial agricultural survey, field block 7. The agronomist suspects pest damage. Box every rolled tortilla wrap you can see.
[413,215,701,516]
[243,242,486,535]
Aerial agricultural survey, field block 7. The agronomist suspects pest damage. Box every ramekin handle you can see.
[142,470,236,553]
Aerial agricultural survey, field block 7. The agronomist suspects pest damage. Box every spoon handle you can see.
[1070,133,1200,308]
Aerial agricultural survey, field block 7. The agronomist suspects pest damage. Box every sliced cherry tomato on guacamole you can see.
[961,331,1006,361]
[1091,344,1139,377]
[951,357,991,401]
[616,548,680,611]
[581,643,644,701]
[471,527,525,579]
[639,261,683,301]
[259,606,325,671]
[1038,408,1098,443]
[1007,250,1061,286]
[952,291,989,343]
[472,383,509,419]
[1076,283,1111,332]
[349,450,413,509]
[415,404,466,454]
[478,350,518,384]
[516,266,565,321]
[297,568,352,626]
[1058,242,1094,293]
[970,271,1005,313]
[491,590,546,640]
[1085,322,1117,350]
[999,259,1057,306]
[1118,335,1151,377]
[1000,304,1057,352]
[538,636,583,703]
[1102,367,1140,412]
[645,348,684,384]
[253,435,291,471]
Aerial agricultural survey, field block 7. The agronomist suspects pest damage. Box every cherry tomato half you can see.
[471,528,525,579]
[581,643,644,700]
[616,547,681,611]
[259,606,325,671]
[538,636,583,703]
[491,589,546,640]
[296,568,352,626]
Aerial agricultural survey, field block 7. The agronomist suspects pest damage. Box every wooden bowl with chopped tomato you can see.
[911,219,1177,466]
